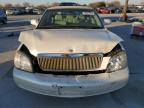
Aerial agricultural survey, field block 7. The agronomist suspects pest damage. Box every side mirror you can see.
[104,19,112,25]
[31,19,39,27]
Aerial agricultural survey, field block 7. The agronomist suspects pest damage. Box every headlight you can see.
[14,51,33,72]
[107,51,127,72]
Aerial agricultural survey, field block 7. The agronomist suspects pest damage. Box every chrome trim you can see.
[37,53,103,72]
[38,53,103,58]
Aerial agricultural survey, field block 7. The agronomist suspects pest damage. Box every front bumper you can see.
[13,68,129,98]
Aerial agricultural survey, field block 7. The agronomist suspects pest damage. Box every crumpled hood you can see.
[19,29,123,56]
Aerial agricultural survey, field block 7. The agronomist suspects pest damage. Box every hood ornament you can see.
[69,49,74,53]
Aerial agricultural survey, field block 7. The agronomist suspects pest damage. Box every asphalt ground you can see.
[0,14,144,108]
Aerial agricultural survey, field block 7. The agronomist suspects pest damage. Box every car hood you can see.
[19,29,123,56]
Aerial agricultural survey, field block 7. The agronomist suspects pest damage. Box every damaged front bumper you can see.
[13,68,129,98]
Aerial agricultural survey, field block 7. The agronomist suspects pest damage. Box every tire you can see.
[2,18,7,24]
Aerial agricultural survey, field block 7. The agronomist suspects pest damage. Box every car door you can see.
[0,10,3,21]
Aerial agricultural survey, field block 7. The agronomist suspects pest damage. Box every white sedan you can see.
[13,6,129,98]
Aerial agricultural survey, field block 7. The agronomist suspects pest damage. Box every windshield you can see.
[38,9,104,29]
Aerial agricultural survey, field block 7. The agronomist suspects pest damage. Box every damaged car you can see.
[13,6,129,98]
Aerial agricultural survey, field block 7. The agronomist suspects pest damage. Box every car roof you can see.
[48,6,93,10]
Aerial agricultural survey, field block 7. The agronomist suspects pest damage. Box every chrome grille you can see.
[37,54,103,71]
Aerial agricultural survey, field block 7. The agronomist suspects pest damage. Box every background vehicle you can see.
[95,8,101,13]
[6,9,21,15]
[33,9,41,15]
[127,17,144,23]
[98,8,112,14]
[96,8,122,14]
[127,7,142,13]
[142,8,144,12]
[25,7,34,14]
[0,9,7,24]
[108,7,122,14]
[59,2,80,6]
[6,9,14,15]
[131,22,144,38]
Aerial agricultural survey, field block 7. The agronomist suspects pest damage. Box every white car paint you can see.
[19,29,123,56]
[14,67,129,98]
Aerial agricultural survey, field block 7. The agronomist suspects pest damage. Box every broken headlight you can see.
[107,51,127,72]
[14,51,33,72]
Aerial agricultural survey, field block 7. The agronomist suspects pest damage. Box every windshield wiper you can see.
[37,26,103,29]
[79,26,103,29]
[37,26,64,29]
